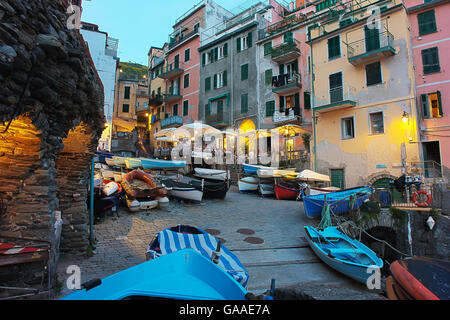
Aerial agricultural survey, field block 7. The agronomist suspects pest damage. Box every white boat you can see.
[238,176,259,193]
[100,169,115,179]
[257,169,298,180]
[105,158,117,167]
[156,197,170,208]
[161,179,203,203]
[194,168,227,181]
[125,197,159,212]
[297,170,331,183]
[309,186,341,196]
[113,172,125,183]
[113,156,126,167]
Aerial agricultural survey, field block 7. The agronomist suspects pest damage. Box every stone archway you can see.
[55,122,97,256]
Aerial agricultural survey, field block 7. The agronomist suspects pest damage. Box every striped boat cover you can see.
[147,228,249,288]
[0,243,44,255]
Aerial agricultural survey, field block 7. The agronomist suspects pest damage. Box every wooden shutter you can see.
[214,47,219,61]
[223,43,228,57]
[248,32,252,47]
[421,94,430,118]
[418,10,437,35]
[183,100,189,116]
[437,91,443,116]
[264,42,272,56]
[330,169,345,189]
[304,92,311,110]
[364,25,380,52]
[241,64,248,80]
[279,96,285,112]
[266,101,275,117]
[217,100,224,114]
[279,63,284,76]
[284,32,293,43]
[237,37,241,52]
[241,94,248,113]
[294,93,300,116]
[205,77,211,91]
[205,103,211,117]
[202,53,206,66]
[173,104,178,116]
[213,74,217,89]
[265,69,273,86]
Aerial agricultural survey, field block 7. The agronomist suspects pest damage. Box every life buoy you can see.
[413,190,432,208]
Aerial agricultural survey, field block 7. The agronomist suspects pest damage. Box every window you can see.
[341,117,355,140]
[316,0,337,12]
[183,100,189,116]
[422,47,440,74]
[266,100,275,117]
[418,10,437,36]
[328,35,341,59]
[122,104,129,113]
[205,77,211,91]
[237,32,252,52]
[284,32,294,44]
[241,93,248,113]
[264,42,272,56]
[366,61,382,86]
[304,92,311,110]
[213,71,227,89]
[365,24,380,52]
[217,43,228,60]
[184,48,190,62]
[194,23,200,33]
[217,99,224,114]
[329,72,343,103]
[421,92,443,118]
[174,54,180,68]
[124,86,130,99]
[173,104,178,116]
[369,112,384,135]
[184,74,190,88]
[241,64,248,80]
[265,69,273,86]
[205,103,211,117]
[330,169,345,189]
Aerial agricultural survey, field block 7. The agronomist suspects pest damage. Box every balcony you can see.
[168,29,199,51]
[271,40,301,64]
[347,31,396,66]
[314,85,357,114]
[163,88,182,103]
[158,62,184,80]
[273,108,302,124]
[272,73,302,95]
[149,94,163,106]
[161,115,183,129]
[205,112,229,128]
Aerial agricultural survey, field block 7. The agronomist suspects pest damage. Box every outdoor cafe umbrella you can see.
[174,123,221,139]
[154,128,177,138]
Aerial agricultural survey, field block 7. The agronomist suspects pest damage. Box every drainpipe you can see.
[89,158,96,250]
[310,41,317,172]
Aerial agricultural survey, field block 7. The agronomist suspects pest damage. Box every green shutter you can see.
[183,100,189,116]
[294,93,300,116]
[214,47,219,61]
[418,10,437,36]
[304,92,311,110]
[210,49,214,62]
[237,37,241,52]
[284,32,293,43]
[248,32,253,47]
[330,169,345,189]
[184,74,189,88]
[421,94,430,118]
[241,64,248,80]
[279,63,284,76]
[205,103,211,117]
[223,43,228,56]
[202,53,206,66]
[173,104,178,116]
[265,69,273,86]
[241,94,248,113]
[279,96,285,112]
[422,47,440,74]
[328,36,340,59]
[264,42,272,56]
[266,101,275,117]
[217,100,224,114]
[213,74,217,89]
[205,77,211,91]
[437,91,443,116]
[223,70,227,87]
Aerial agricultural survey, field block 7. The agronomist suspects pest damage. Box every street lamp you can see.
[402,111,409,124]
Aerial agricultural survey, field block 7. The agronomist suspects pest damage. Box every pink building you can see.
[406,0,450,180]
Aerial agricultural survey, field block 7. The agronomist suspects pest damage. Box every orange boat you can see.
[122,170,167,199]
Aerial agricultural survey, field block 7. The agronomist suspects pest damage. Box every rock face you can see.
[0,0,104,287]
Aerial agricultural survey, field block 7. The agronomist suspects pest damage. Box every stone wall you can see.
[0,0,104,286]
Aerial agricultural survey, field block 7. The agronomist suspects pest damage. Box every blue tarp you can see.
[147,226,249,288]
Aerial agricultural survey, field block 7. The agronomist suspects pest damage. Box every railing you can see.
[314,84,357,108]
[149,94,163,106]
[410,161,442,179]
[161,116,183,128]
[271,40,301,60]
[272,72,301,88]
[347,30,394,60]
[169,29,200,51]
[136,104,150,113]
[173,0,205,26]
[205,112,229,126]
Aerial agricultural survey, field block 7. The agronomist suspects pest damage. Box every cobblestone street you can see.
[56,187,384,300]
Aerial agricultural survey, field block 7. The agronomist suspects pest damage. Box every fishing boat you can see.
[113,156,126,167]
[124,158,142,170]
[140,158,186,170]
[243,164,277,175]
[122,170,167,199]
[309,186,341,196]
[105,157,117,167]
[161,179,203,203]
[147,225,249,288]
[304,226,383,284]
[61,248,248,300]
[259,179,275,197]
[95,151,113,164]
[387,257,450,300]
[303,186,373,219]
[113,172,125,183]
[238,176,259,193]
[183,177,229,199]
[274,179,301,200]
[193,168,227,182]
[100,168,115,180]
[257,169,298,180]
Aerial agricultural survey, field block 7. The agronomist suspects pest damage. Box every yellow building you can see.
[308,0,421,189]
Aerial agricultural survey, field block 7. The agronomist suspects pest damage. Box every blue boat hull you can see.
[61,249,248,300]
[304,226,383,284]
[141,158,186,170]
[303,186,373,219]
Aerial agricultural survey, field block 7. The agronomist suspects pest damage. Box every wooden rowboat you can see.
[122,170,167,199]
[238,176,259,193]
[161,179,203,203]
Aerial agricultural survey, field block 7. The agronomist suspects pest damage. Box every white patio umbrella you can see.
[154,128,177,138]
[174,122,221,138]
[156,136,179,143]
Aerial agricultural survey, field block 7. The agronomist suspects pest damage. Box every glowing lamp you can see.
[402,112,409,124]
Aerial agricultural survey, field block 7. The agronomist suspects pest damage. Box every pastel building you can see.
[308,0,421,189]
[80,22,119,151]
[405,0,450,181]
[158,0,232,130]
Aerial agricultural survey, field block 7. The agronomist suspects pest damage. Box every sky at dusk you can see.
[81,0,251,66]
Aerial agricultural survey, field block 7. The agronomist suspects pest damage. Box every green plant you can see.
[429,208,440,222]
[87,243,95,257]
[302,133,311,153]
[390,206,407,225]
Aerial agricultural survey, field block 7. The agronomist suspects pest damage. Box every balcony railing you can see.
[314,84,357,113]
[205,112,229,127]
[169,29,199,51]
[347,31,395,65]
[158,62,184,79]
[272,72,302,94]
[149,94,163,106]
[161,115,183,128]
[271,40,301,63]
[410,161,443,179]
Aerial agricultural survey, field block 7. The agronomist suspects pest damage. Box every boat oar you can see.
[211,241,221,265]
